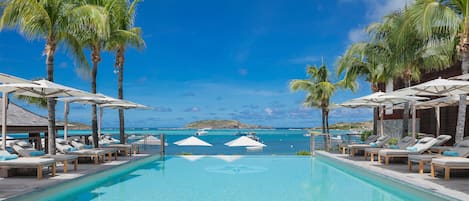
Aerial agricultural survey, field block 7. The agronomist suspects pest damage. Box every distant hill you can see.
[315,121,372,130]
[57,121,90,130]
[185,120,270,129]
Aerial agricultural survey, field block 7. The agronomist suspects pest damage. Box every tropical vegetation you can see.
[0,0,144,151]
[337,0,465,141]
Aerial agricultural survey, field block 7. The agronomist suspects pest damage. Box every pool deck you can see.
[0,150,161,200]
[317,151,469,201]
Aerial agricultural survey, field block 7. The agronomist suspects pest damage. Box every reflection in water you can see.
[205,165,267,174]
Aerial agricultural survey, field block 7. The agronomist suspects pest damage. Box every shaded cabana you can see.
[0,97,64,149]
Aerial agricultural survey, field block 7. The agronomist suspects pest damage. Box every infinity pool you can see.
[14,155,449,201]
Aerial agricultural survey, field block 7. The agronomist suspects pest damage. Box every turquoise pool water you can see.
[14,155,449,201]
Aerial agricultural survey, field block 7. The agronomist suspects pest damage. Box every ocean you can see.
[55,128,355,155]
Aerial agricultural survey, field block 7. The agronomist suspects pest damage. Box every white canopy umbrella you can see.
[98,100,149,143]
[224,136,266,147]
[389,78,469,96]
[0,73,96,150]
[57,94,120,141]
[413,96,469,136]
[340,91,426,138]
[174,136,212,146]
[135,135,168,146]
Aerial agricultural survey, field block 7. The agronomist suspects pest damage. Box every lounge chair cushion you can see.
[369,142,378,147]
[0,157,55,167]
[66,147,79,152]
[388,145,399,149]
[432,157,469,167]
[0,154,18,161]
[378,149,410,156]
[443,151,459,157]
[406,147,418,152]
[29,150,45,157]
[456,140,469,148]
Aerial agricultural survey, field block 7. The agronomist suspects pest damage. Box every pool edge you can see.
[315,151,464,201]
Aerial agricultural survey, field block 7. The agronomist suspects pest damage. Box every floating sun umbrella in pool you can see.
[180,155,205,162]
[174,136,212,146]
[211,155,243,163]
[224,136,266,147]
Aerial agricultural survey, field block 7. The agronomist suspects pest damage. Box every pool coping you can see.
[316,151,467,201]
[2,153,162,201]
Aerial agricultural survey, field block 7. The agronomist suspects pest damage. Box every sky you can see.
[0,0,411,128]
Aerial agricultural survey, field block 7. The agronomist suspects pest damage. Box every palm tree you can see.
[371,10,455,137]
[290,63,337,151]
[76,0,129,147]
[407,0,465,142]
[0,0,108,154]
[106,0,145,144]
[337,42,392,135]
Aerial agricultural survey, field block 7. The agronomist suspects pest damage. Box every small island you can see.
[185,120,270,129]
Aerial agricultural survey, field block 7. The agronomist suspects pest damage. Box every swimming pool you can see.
[12,155,451,201]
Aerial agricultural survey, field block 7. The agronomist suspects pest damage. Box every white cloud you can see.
[364,0,414,21]
[348,28,368,43]
[345,0,413,43]
[264,107,273,115]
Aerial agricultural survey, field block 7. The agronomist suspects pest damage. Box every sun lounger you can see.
[0,150,55,180]
[97,137,133,156]
[69,140,118,161]
[408,148,469,174]
[431,156,469,180]
[56,140,111,165]
[378,137,438,165]
[12,141,78,173]
[364,136,413,162]
[431,139,469,154]
[340,134,377,154]
[348,135,390,157]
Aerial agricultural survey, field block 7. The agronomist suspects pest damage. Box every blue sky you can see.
[0,0,410,128]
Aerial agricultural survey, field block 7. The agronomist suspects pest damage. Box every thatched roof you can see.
[0,97,63,133]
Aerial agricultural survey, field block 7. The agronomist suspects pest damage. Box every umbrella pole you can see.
[98,106,103,140]
[64,101,69,141]
[2,92,8,150]
[412,101,416,140]
[380,105,384,136]
[436,106,440,136]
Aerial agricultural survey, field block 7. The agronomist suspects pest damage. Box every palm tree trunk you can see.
[455,50,469,143]
[325,109,329,134]
[372,83,378,135]
[117,47,125,144]
[91,46,100,148]
[402,79,411,138]
[321,108,326,134]
[46,37,56,155]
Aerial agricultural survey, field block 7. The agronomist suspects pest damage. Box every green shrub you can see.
[361,130,373,142]
[296,150,311,155]
[388,138,398,145]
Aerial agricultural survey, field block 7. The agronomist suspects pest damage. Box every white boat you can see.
[195,128,209,136]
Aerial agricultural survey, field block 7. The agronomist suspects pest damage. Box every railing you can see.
[311,133,362,155]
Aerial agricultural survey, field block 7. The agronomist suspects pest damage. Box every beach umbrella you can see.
[98,101,150,143]
[174,136,212,146]
[0,73,96,150]
[413,96,469,136]
[135,135,168,146]
[57,94,120,141]
[224,136,266,147]
[340,92,426,137]
[389,77,469,96]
